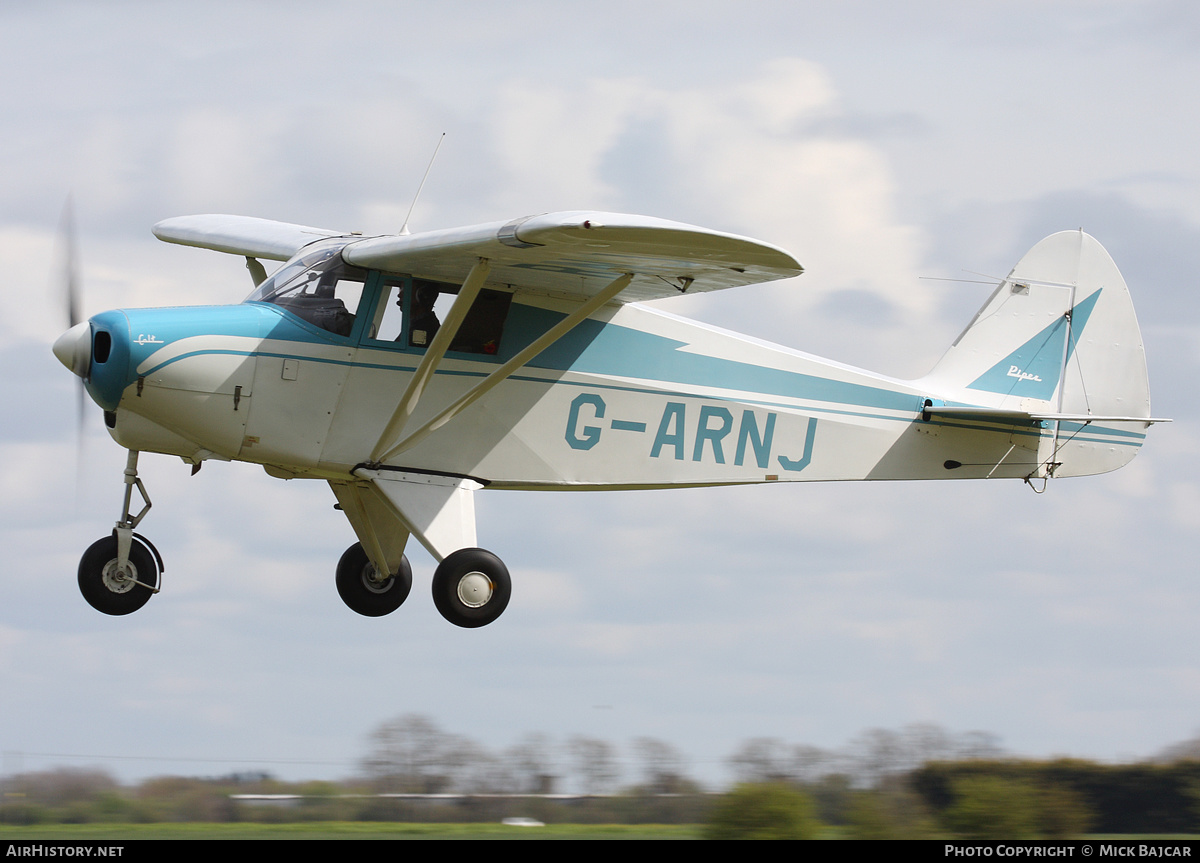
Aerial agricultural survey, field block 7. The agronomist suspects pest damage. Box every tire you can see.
[431,548,511,628]
[335,542,412,617]
[78,535,159,616]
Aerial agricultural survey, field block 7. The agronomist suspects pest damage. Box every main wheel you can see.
[336,542,412,617]
[432,548,511,628]
[78,535,159,616]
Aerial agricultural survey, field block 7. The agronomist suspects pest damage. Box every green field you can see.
[0,822,702,840]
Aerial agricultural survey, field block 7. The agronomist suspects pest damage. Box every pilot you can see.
[312,266,340,298]
[408,284,441,347]
[303,265,355,337]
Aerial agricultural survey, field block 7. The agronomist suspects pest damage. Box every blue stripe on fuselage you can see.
[499,305,922,413]
[110,300,922,416]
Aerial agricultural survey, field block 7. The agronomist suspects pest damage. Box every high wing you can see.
[344,211,802,302]
[153,214,351,262]
[154,211,803,302]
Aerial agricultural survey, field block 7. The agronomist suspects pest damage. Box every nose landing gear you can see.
[77,450,163,615]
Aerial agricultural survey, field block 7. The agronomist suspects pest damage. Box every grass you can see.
[0,822,702,840]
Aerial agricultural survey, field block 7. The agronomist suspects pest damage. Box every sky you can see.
[1,0,1197,789]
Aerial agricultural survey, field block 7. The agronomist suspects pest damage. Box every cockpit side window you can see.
[246,241,367,338]
[368,278,407,342]
[362,276,512,356]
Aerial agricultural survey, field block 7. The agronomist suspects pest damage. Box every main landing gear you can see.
[77,450,163,615]
[431,548,511,629]
[333,544,511,628]
[336,543,412,617]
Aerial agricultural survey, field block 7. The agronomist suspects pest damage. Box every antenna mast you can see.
[399,132,446,236]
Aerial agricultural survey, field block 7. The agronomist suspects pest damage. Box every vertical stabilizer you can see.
[919,231,1152,476]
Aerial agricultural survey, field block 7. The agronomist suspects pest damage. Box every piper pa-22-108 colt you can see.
[53,210,1167,627]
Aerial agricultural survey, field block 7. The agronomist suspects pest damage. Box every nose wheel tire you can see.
[432,548,510,628]
[336,542,412,617]
[78,535,159,616]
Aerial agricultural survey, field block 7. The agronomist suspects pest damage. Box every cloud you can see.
[477,58,934,373]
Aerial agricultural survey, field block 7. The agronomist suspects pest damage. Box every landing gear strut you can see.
[77,450,163,615]
[432,548,511,628]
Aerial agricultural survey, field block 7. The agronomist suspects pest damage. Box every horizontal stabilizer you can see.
[923,404,1169,426]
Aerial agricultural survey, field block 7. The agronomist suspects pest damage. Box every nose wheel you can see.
[432,548,511,628]
[78,534,161,615]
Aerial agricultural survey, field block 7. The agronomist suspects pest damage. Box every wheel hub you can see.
[360,565,394,595]
[457,571,493,608]
[100,559,138,594]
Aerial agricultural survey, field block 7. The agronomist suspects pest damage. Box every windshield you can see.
[246,240,367,337]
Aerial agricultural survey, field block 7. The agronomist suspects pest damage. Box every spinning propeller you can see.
[50,198,93,470]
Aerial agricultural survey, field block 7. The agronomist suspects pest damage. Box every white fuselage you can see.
[98,292,1143,490]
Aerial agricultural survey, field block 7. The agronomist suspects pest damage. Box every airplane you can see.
[52,210,1167,627]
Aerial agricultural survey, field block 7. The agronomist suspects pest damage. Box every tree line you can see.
[3,717,1200,836]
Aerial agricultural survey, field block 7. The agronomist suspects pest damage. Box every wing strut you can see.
[368,258,492,462]
[373,271,634,463]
